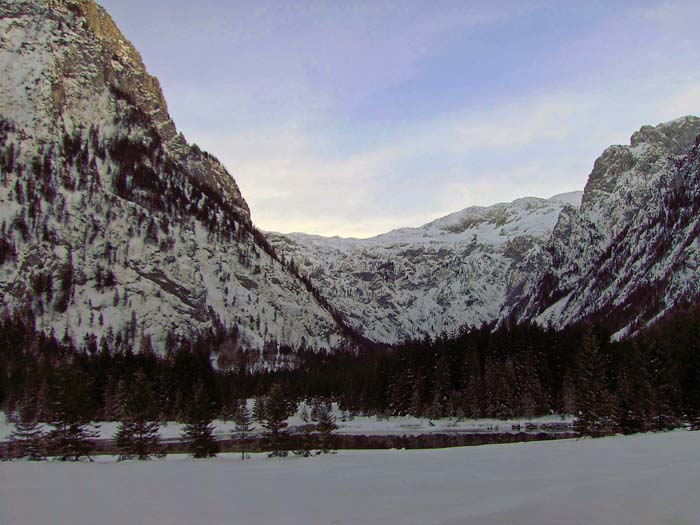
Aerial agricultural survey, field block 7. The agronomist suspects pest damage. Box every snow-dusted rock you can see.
[2,1,699,351]
[506,116,700,338]
[0,0,347,351]
[268,192,582,343]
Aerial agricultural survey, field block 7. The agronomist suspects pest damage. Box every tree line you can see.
[1,300,699,460]
[4,364,338,461]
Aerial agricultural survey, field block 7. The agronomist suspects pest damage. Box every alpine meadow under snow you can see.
[2,431,700,525]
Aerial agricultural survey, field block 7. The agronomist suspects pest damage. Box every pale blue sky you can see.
[101,0,700,237]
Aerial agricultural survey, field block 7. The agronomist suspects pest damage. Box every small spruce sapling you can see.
[233,399,254,460]
[6,395,46,460]
[316,401,338,455]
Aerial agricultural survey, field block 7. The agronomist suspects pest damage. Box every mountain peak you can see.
[547,191,583,207]
[582,115,700,205]
[0,0,250,218]
[0,0,348,351]
[630,115,700,154]
[68,0,172,128]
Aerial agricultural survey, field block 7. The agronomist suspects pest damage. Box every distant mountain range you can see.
[268,192,583,343]
[2,0,700,351]
[271,116,700,343]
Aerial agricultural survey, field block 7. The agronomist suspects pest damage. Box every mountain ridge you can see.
[506,115,700,339]
[269,116,700,343]
[2,0,699,352]
[0,0,352,354]
[268,192,583,342]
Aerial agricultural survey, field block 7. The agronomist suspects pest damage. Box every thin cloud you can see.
[663,84,700,117]
[190,71,700,238]
[101,0,700,238]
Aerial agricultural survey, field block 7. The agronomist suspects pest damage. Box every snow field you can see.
[1,431,699,524]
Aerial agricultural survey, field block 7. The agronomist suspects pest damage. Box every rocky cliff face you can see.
[505,116,700,339]
[1,0,249,217]
[268,192,582,343]
[0,0,346,352]
[2,2,698,352]
[270,117,700,343]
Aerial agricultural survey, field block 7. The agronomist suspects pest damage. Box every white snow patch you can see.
[1,431,699,524]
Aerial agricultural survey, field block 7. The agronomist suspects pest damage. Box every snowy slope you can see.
[0,0,347,351]
[269,192,581,343]
[270,117,700,342]
[2,2,699,351]
[507,116,700,337]
[2,431,699,525]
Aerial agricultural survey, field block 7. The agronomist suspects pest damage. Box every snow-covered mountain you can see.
[268,192,582,343]
[2,1,699,352]
[0,0,349,352]
[270,117,700,343]
[506,116,700,339]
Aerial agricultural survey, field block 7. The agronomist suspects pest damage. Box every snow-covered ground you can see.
[2,431,698,524]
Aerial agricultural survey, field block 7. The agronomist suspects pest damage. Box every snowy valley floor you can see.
[2,431,700,525]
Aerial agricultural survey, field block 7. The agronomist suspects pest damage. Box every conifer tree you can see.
[647,336,682,430]
[105,378,129,421]
[462,374,483,419]
[293,407,314,458]
[483,356,516,419]
[233,399,254,460]
[180,381,219,458]
[113,371,165,460]
[683,323,700,428]
[46,367,99,461]
[7,395,46,460]
[388,359,415,416]
[316,401,338,454]
[431,355,452,418]
[253,395,266,423]
[560,373,577,415]
[574,328,616,437]
[263,384,291,457]
[615,343,651,434]
[34,379,51,422]
[408,382,425,418]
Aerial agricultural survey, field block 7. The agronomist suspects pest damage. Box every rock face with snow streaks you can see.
[505,116,700,338]
[0,0,346,351]
[2,2,700,351]
[268,192,582,343]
